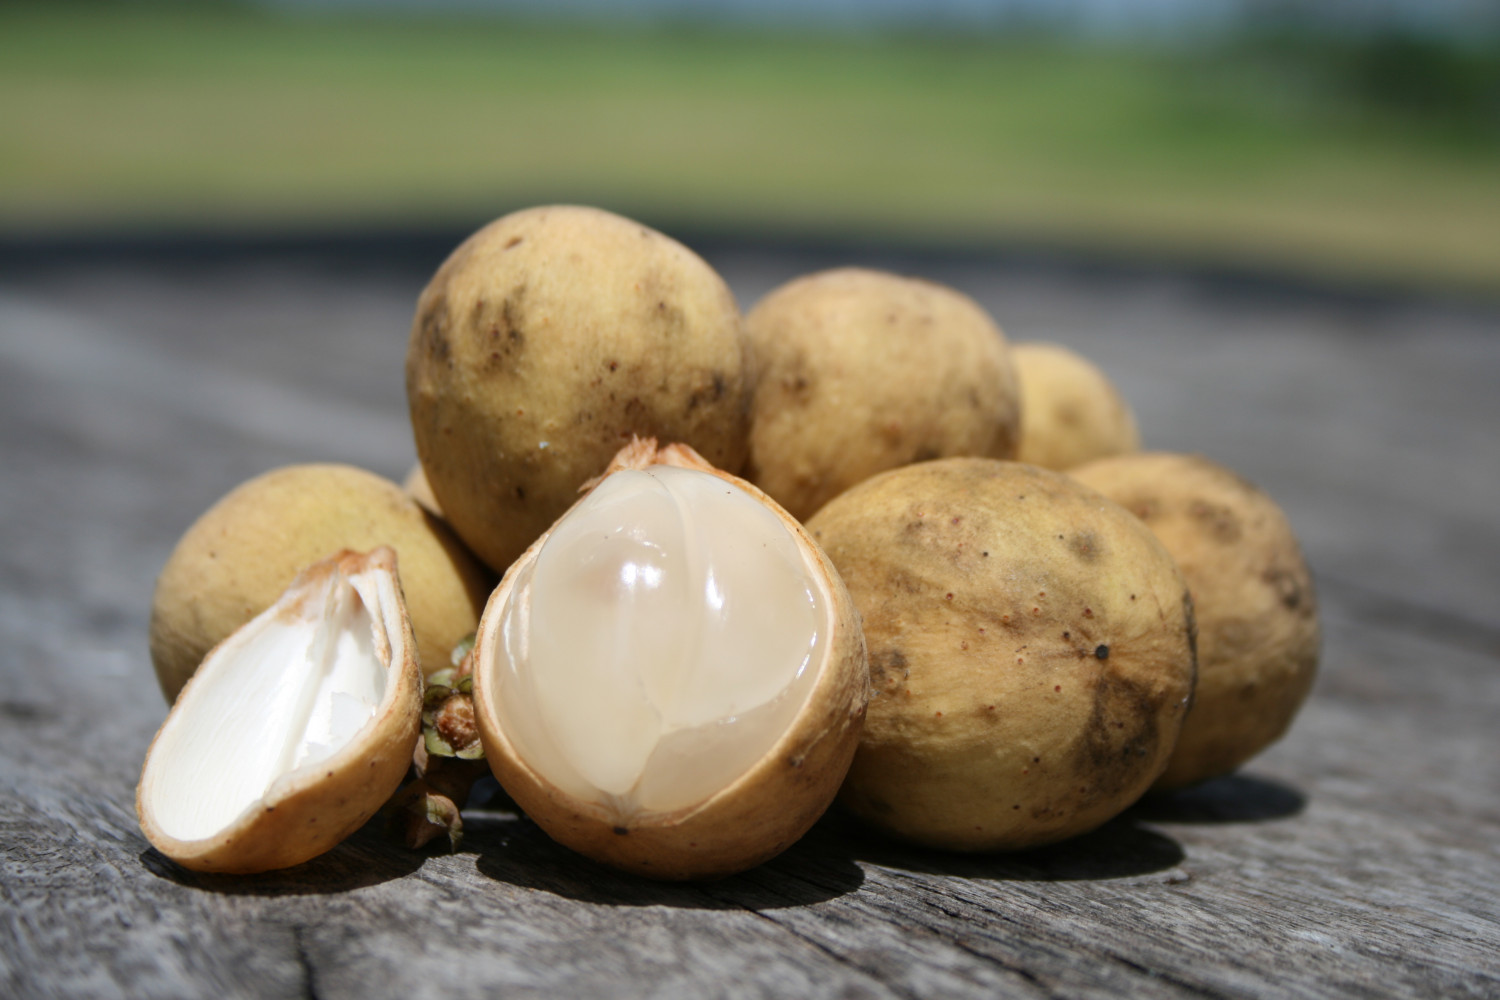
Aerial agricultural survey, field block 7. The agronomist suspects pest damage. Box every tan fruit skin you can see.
[401,462,442,517]
[807,458,1197,852]
[745,268,1020,523]
[137,549,423,874]
[149,464,493,702]
[406,205,750,574]
[472,444,870,880]
[1013,341,1141,471]
[1070,452,1320,791]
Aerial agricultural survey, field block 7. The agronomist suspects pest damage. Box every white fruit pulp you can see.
[143,566,391,842]
[494,466,826,818]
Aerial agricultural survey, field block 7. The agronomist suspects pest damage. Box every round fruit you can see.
[406,205,750,573]
[744,268,1020,522]
[1070,452,1319,790]
[806,458,1197,851]
[149,464,493,702]
[472,439,868,879]
[1013,341,1140,471]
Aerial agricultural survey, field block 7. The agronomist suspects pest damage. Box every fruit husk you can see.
[137,548,423,874]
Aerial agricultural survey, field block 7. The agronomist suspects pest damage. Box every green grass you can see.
[3,4,1499,291]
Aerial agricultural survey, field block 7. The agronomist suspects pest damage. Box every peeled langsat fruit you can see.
[471,439,869,880]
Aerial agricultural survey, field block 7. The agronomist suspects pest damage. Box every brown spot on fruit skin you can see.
[474,287,529,375]
[1069,531,1102,561]
[649,293,686,333]
[1190,498,1242,544]
[1263,564,1307,612]
[684,372,732,414]
[1067,670,1163,808]
[417,293,452,365]
[868,649,909,690]
[884,569,925,596]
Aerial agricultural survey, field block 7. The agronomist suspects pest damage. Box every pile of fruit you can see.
[138,206,1320,879]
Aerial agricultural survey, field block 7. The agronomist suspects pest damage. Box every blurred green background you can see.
[3,1,1498,291]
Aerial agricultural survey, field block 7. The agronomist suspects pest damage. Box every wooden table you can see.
[3,242,1497,998]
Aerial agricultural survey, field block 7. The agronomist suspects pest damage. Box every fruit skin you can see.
[138,548,423,874]
[744,267,1020,523]
[472,441,869,880]
[149,464,493,702]
[401,461,442,517]
[806,458,1197,851]
[1013,341,1140,471]
[1070,452,1319,791]
[406,205,750,573]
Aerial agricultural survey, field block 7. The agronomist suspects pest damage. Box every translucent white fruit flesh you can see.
[141,558,399,843]
[493,466,827,817]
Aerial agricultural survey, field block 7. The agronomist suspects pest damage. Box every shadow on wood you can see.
[833,812,1186,883]
[466,808,866,910]
[138,818,425,896]
[1132,773,1307,825]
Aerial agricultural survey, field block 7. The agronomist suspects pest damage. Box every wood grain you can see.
[2,251,1496,999]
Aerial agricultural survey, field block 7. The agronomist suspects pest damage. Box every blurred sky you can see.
[255,0,1500,38]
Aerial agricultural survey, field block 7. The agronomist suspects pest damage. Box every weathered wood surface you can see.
[2,248,1497,999]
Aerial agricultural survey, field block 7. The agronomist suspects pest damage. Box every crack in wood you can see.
[860,868,1233,998]
[735,905,925,1000]
[721,865,1070,999]
[292,925,321,1000]
[1105,951,1234,999]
